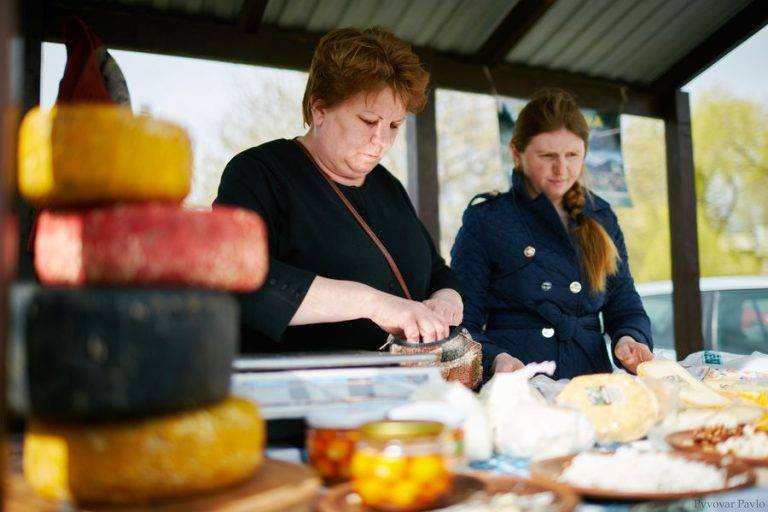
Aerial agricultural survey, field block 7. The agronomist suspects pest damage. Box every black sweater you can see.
[214,139,461,354]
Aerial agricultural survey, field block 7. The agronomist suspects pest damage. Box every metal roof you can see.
[506,0,753,84]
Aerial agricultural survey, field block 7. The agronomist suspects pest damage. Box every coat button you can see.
[541,281,552,292]
[523,246,536,258]
[541,327,555,338]
[569,281,582,293]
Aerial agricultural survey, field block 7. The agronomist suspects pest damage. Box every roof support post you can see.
[406,86,440,245]
[1,0,22,496]
[663,89,703,358]
[17,0,43,280]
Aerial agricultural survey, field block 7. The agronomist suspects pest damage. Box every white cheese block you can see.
[556,373,659,443]
[480,362,595,458]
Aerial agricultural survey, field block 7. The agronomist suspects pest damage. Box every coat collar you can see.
[509,170,575,257]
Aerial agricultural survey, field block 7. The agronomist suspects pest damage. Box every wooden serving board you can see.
[667,428,768,467]
[6,458,321,512]
[318,472,580,512]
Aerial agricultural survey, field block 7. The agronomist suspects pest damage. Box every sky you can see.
[682,26,768,103]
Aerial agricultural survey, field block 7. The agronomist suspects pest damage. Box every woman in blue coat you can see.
[451,89,653,380]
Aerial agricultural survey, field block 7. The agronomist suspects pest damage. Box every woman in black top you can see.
[215,27,462,354]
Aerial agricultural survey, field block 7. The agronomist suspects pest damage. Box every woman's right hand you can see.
[367,291,451,342]
[492,352,525,373]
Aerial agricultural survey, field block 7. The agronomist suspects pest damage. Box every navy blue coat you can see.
[450,173,653,380]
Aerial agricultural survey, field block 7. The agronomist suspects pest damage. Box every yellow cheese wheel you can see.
[23,397,264,505]
[556,373,659,443]
[18,105,191,206]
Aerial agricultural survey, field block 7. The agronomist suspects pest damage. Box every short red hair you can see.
[302,27,429,125]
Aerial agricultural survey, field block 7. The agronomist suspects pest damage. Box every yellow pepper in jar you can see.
[351,421,453,512]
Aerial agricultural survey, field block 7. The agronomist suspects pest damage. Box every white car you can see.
[636,276,768,357]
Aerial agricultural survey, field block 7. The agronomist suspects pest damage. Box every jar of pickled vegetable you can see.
[306,407,388,485]
[387,402,465,465]
[351,420,453,512]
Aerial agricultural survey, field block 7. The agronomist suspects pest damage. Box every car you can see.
[636,276,768,357]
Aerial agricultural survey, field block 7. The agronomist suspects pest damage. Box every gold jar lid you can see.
[358,420,445,441]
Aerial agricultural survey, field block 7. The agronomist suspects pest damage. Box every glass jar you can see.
[387,402,465,465]
[305,406,388,485]
[350,420,453,512]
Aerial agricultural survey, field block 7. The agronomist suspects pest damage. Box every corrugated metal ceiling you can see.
[70,0,760,86]
[263,0,518,55]
[507,0,753,83]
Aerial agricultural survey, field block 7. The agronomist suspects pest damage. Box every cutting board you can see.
[6,458,321,512]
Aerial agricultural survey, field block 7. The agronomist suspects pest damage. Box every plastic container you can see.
[305,406,388,484]
[350,420,453,512]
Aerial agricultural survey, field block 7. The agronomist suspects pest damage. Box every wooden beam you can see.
[407,86,440,244]
[663,90,703,359]
[238,0,269,33]
[651,1,768,91]
[42,1,664,118]
[43,2,319,72]
[476,0,556,66]
[431,53,662,118]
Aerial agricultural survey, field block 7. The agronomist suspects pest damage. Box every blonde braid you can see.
[564,180,619,293]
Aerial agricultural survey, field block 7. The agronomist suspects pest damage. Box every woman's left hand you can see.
[614,336,654,374]
[423,288,463,327]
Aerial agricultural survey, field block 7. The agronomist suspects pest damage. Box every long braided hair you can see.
[511,89,619,293]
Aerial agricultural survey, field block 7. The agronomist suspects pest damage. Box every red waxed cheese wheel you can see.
[34,203,268,291]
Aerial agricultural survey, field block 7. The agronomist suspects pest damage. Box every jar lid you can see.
[358,420,445,441]
[388,402,465,428]
[305,404,390,429]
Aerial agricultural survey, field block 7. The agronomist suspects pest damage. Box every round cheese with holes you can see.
[556,373,659,443]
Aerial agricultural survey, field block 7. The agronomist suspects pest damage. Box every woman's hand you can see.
[614,336,654,374]
[423,288,463,326]
[367,291,451,342]
[492,352,525,373]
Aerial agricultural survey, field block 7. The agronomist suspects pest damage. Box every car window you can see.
[641,294,674,350]
[716,289,768,355]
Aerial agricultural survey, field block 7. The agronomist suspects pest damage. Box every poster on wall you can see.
[497,97,632,207]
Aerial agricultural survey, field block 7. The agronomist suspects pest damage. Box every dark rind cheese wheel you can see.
[23,286,238,420]
[34,203,268,292]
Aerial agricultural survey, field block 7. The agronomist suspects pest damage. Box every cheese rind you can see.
[556,373,659,443]
[24,397,265,504]
[35,203,268,291]
[23,287,237,419]
[18,105,191,206]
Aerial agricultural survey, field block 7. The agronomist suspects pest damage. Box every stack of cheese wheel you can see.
[16,105,269,506]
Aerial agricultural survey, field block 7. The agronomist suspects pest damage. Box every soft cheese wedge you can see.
[637,360,731,408]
